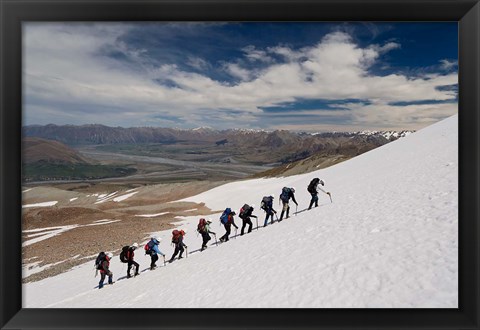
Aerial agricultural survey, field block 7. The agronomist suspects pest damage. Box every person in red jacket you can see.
[98,252,114,289]
[127,243,140,278]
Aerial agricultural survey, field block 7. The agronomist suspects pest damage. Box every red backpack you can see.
[197,218,207,233]
[172,229,184,243]
[144,243,151,255]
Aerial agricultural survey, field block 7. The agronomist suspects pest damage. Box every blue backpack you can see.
[220,208,231,224]
[280,187,291,202]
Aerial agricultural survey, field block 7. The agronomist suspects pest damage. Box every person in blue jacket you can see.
[146,237,165,270]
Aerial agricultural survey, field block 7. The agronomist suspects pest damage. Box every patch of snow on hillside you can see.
[135,212,169,218]
[23,221,121,248]
[113,192,138,202]
[94,191,118,204]
[23,225,79,247]
[85,220,121,226]
[22,201,58,208]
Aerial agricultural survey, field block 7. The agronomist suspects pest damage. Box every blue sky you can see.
[23,22,458,131]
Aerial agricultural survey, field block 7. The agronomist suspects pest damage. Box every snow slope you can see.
[23,115,458,308]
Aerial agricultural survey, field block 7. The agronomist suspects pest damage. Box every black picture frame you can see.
[1,0,479,329]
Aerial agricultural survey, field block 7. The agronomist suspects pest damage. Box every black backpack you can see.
[261,196,272,210]
[280,187,291,202]
[95,252,106,270]
[119,245,130,263]
[239,204,250,218]
[308,178,320,193]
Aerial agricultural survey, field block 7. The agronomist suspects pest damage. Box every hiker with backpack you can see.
[239,204,257,235]
[145,237,165,270]
[120,243,140,278]
[95,252,113,289]
[169,230,187,263]
[197,218,216,251]
[260,194,277,227]
[307,178,331,210]
[279,187,298,221]
[219,208,238,242]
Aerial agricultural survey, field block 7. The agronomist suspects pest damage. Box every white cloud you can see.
[23,25,458,130]
[223,63,252,81]
[440,59,458,70]
[242,45,273,62]
[186,56,210,71]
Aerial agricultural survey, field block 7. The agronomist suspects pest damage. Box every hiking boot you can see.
[178,256,183,260]
[127,274,132,279]
[134,273,140,277]
[168,259,174,263]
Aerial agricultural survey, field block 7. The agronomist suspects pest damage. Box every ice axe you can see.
[327,192,332,203]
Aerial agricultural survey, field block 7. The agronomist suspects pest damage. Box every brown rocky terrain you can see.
[22,181,224,283]
[23,137,92,164]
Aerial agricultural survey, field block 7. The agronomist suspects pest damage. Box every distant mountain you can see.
[23,137,91,164]
[23,124,414,148]
[22,137,136,182]
[23,125,415,175]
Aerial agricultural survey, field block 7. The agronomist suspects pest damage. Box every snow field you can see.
[23,115,458,308]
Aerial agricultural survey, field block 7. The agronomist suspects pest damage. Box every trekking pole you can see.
[234,228,238,239]
[256,217,258,231]
[185,246,188,258]
[214,234,218,246]
[295,204,298,216]
[163,255,166,267]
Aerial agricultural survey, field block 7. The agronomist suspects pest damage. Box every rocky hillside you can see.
[22,137,136,182]
[23,137,91,164]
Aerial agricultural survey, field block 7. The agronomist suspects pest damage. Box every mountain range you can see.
[23,124,413,147]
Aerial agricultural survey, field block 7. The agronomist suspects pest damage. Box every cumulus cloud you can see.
[440,59,458,71]
[23,24,457,130]
[242,45,273,63]
[186,56,210,71]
